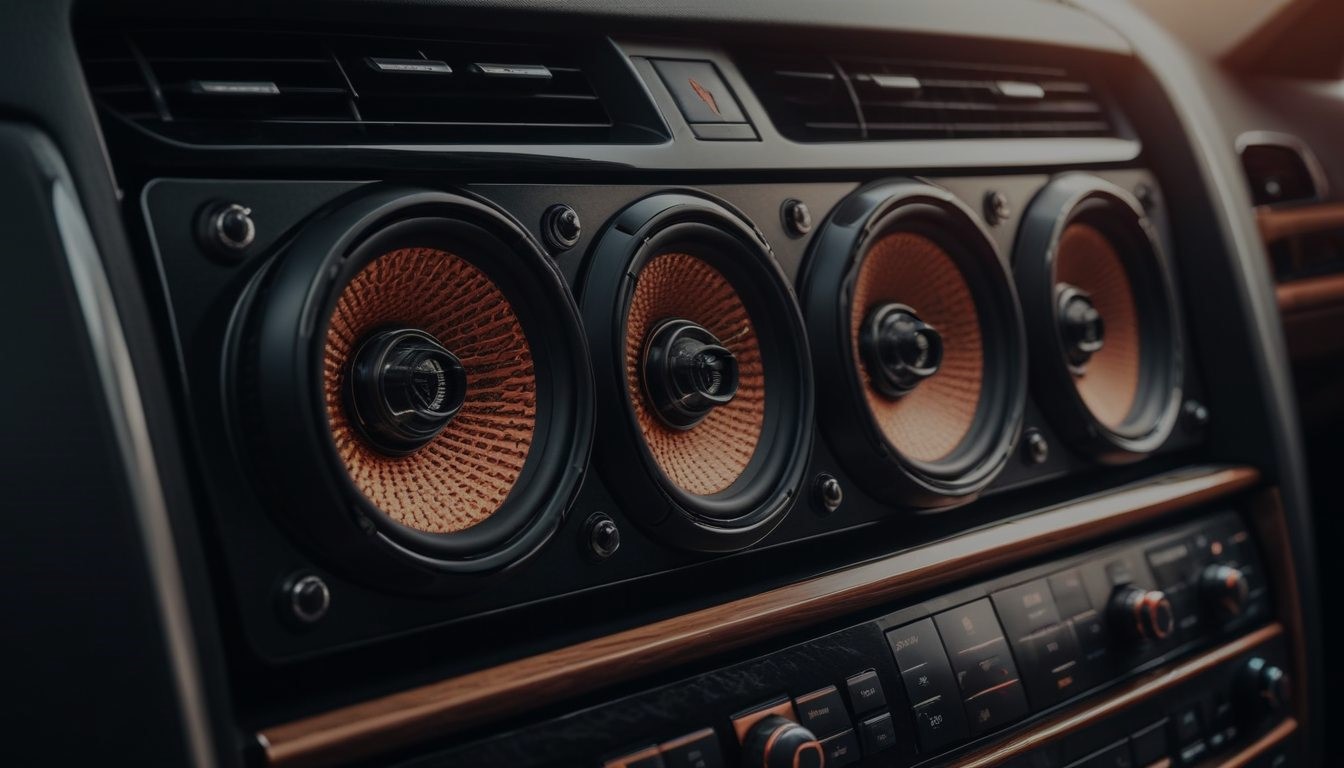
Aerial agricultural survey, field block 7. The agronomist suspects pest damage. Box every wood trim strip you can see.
[1256,201,1344,244]
[259,464,1260,768]
[954,624,1285,768]
[1275,272,1344,314]
[1209,717,1297,768]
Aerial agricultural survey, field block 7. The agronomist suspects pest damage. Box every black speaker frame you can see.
[1014,173,1184,462]
[579,191,815,552]
[228,185,594,591]
[800,179,1029,507]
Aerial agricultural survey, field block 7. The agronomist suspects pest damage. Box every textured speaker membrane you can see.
[324,247,536,534]
[850,232,984,463]
[624,252,765,496]
[1054,223,1140,429]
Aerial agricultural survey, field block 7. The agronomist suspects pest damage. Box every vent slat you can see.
[77,28,619,144]
[740,51,1114,142]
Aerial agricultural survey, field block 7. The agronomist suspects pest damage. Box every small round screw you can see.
[782,199,813,237]
[1022,429,1050,465]
[584,512,621,560]
[542,204,582,252]
[284,573,330,625]
[984,191,1011,226]
[814,473,843,514]
[199,201,256,261]
[1183,399,1210,430]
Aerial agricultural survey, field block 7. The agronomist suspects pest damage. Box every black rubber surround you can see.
[1015,174,1183,461]
[228,186,593,591]
[800,180,1027,508]
[580,192,815,552]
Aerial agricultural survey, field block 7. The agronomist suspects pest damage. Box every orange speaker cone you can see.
[624,252,765,496]
[324,247,537,534]
[1054,223,1141,430]
[849,232,983,463]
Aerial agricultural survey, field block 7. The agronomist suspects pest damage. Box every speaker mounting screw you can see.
[542,204,582,252]
[1022,429,1050,465]
[782,199,813,237]
[984,191,1011,226]
[198,201,256,261]
[282,573,331,625]
[814,473,844,514]
[1183,399,1210,430]
[583,512,621,561]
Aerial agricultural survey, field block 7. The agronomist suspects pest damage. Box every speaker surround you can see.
[230,187,592,589]
[1015,174,1182,461]
[801,180,1027,507]
[581,192,813,552]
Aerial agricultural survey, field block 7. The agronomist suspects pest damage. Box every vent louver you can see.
[740,54,1116,141]
[79,29,635,145]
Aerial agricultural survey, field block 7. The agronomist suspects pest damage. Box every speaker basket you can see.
[581,192,814,552]
[801,180,1027,507]
[1015,174,1183,461]
[230,187,592,590]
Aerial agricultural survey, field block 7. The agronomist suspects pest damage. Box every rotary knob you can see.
[1237,657,1291,723]
[1200,564,1250,624]
[1108,585,1175,644]
[741,715,824,768]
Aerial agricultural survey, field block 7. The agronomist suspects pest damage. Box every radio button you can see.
[1049,569,1093,619]
[794,686,849,739]
[994,579,1062,640]
[820,729,860,767]
[963,678,1029,736]
[860,712,897,754]
[912,694,968,752]
[845,670,887,715]
[660,729,724,768]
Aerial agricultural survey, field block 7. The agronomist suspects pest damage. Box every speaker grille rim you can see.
[623,252,766,496]
[324,246,538,534]
[849,231,984,463]
[1055,222,1141,430]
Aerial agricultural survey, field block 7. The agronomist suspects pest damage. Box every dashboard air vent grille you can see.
[741,53,1115,141]
[78,29,634,145]
[1240,141,1322,206]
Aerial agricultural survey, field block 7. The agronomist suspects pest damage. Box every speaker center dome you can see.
[345,328,469,455]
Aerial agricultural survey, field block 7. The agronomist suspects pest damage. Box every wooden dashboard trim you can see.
[1256,201,1344,244]
[953,623,1285,767]
[1275,272,1344,314]
[258,464,1260,768]
[1211,716,1297,768]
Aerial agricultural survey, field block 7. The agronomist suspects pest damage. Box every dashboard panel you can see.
[0,1,1325,767]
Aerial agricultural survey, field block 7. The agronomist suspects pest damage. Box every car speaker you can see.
[801,180,1027,507]
[230,186,593,591]
[580,192,814,552]
[1015,174,1183,461]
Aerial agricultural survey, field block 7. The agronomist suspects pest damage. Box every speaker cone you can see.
[1015,174,1182,461]
[801,180,1027,506]
[231,187,592,589]
[581,193,813,552]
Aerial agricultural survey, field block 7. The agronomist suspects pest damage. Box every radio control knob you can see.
[1200,564,1250,624]
[741,715,824,768]
[1237,657,1290,722]
[1108,585,1175,643]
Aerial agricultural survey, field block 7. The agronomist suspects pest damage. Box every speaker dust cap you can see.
[581,192,814,552]
[1015,174,1183,461]
[231,186,593,591]
[801,180,1027,507]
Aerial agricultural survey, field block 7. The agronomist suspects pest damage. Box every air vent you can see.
[1239,137,1324,206]
[740,53,1115,141]
[78,29,645,145]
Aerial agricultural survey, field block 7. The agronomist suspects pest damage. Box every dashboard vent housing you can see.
[78,29,653,145]
[1239,139,1323,206]
[740,53,1115,141]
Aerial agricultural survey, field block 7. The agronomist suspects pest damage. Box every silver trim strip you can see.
[51,176,217,768]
